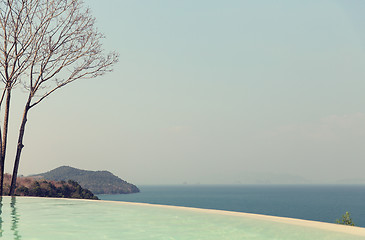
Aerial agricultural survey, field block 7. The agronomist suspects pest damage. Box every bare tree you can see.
[0,0,118,196]
[0,0,40,195]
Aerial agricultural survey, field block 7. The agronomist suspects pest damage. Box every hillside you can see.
[2,174,98,199]
[32,166,140,194]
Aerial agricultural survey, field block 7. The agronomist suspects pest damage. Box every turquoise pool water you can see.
[0,197,364,239]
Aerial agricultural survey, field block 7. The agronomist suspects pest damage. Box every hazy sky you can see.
[4,0,365,185]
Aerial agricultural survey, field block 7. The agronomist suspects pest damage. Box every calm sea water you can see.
[98,185,365,227]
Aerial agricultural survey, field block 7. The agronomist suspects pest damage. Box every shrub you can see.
[336,212,355,226]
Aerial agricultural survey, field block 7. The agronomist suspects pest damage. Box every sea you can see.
[97,185,365,227]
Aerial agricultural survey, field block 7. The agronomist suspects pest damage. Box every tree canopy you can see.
[0,0,118,195]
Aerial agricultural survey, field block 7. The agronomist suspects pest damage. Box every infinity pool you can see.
[0,197,364,239]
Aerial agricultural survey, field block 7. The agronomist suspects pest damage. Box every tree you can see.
[0,0,38,195]
[336,212,355,226]
[0,0,118,195]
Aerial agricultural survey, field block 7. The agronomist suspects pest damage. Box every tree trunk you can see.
[0,134,3,196]
[9,101,30,196]
[0,88,11,195]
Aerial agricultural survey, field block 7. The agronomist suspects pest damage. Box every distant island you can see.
[2,174,98,199]
[31,166,140,194]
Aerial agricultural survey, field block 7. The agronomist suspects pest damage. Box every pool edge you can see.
[9,196,365,237]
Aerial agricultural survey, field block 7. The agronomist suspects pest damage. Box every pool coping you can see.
[10,196,365,237]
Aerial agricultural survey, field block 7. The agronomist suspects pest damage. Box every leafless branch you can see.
[3,0,118,196]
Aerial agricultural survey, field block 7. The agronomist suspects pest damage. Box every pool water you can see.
[0,197,364,239]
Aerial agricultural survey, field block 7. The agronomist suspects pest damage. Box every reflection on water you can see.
[0,197,2,237]
[10,197,21,240]
[0,197,22,239]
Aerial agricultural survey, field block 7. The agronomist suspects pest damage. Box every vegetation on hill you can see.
[32,166,140,194]
[2,174,98,199]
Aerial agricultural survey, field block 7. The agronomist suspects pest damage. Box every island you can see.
[3,174,98,199]
[31,166,140,194]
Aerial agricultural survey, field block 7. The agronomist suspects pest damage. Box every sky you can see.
[3,0,365,185]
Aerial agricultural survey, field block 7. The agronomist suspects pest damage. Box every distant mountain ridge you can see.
[31,166,139,194]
